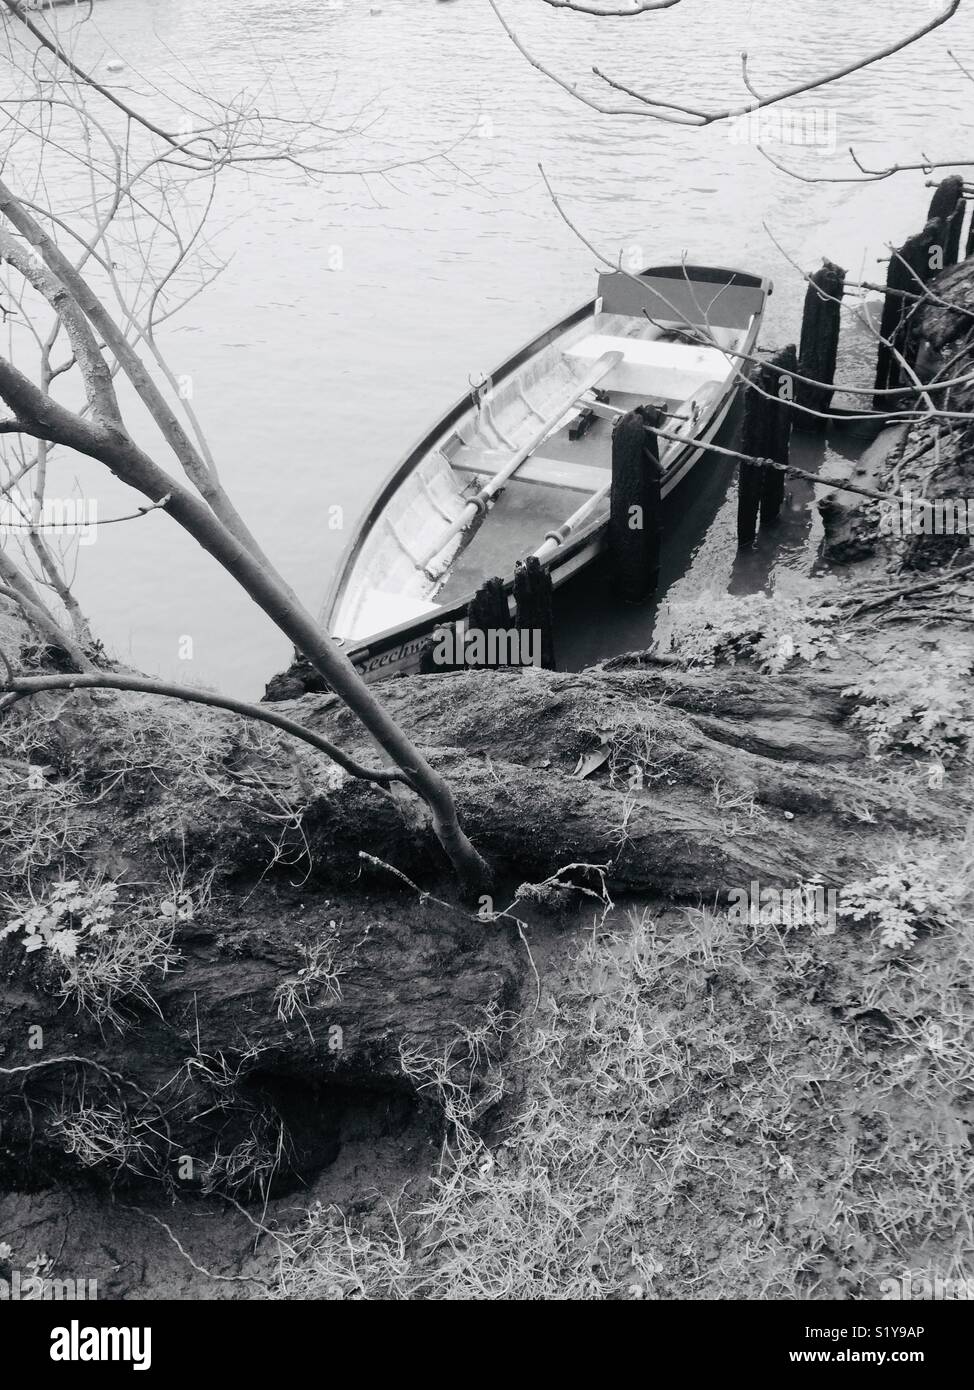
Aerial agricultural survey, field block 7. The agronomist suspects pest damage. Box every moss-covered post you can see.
[738,347,797,541]
[608,405,663,601]
[796,260,845,416]
[738,364,773,545]
[513,556,556,669]
[760,345,798,527]
[460,576,516,670]
[468,576,510,634]
[874,219,942,406]
[927,175,965,267]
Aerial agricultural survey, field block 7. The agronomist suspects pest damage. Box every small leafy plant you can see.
[1,878,183,1025]
[838,854,960,951]
[1,880,117,963]
[842,645,974,763]
[654,591,840,673]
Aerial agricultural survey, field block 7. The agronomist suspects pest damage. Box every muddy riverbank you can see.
[2,259,974,1299]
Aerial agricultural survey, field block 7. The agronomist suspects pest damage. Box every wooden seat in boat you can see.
[451,452,607,492]
[565,334,731,399]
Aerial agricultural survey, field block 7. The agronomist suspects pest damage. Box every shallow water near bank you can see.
[553,413,881,672]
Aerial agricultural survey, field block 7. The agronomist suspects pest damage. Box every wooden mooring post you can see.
[927,174,965,268]
[737,346,797,546]
[608,405,664,602]
[796,260,846,416]
[467,576,509,634]
[873,217,942,406]
[420,576,519,673]
[513,556,556,669]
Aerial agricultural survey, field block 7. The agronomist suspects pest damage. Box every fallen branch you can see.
[840,560,974,616]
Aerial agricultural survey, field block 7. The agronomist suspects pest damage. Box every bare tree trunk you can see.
[0,550,92,671]
[0,352,491,892]
[23,513,97,651]
[0,181,293,592]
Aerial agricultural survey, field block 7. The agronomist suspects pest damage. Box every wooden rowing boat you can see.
[324,263,771,680]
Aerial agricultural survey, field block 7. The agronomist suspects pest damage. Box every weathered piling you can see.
[761,344,797,526]
[796,260,846,415]
[418,634,438,674]
[513,556,556,669]
[927,175,965,267]
[873,218,942,405]
[738,346,797,544]
[467,576,510,634]
[608,405,664,602]
[737,458,763,546]
[459,575,525,669]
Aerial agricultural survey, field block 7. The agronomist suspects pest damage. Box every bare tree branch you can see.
[0,671,408,788]
[0,179,287,578]
[490,0,962,125]
[537,0,682,12]
[0,226,122,427]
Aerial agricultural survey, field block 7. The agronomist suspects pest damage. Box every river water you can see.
[7,0,973,694]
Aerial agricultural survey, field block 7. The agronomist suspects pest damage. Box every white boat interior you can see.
[330,269,765,645]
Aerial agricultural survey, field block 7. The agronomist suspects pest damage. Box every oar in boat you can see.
[531,480,613,565]
[531,398,702,565]
[419,349,623,574]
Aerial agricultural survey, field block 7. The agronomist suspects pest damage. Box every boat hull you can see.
[323,264,770,682]
[340,385,741,681]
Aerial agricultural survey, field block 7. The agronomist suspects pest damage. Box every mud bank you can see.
[2,263,974,1300]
